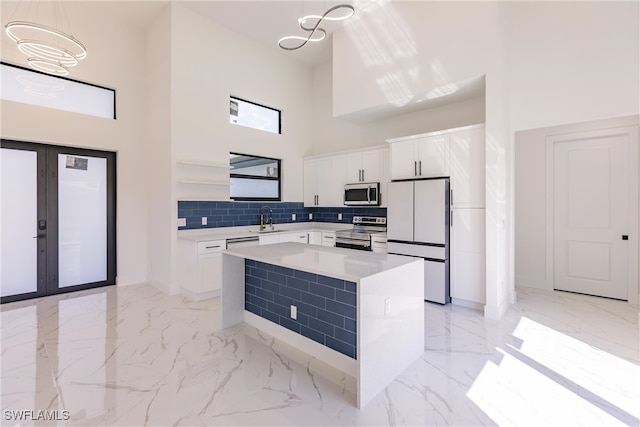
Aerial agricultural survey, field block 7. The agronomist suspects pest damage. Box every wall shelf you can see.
[178,160,230,168]
[178,180,229,186]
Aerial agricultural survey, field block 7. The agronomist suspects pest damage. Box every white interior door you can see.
[553,132,630,300]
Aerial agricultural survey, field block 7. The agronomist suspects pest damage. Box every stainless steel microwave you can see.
[344,182,381,206]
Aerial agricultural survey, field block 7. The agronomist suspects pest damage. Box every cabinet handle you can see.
[450,189,453,206]
[362,169,365,181]
[414,161,417,176]
[205,245,221,249]
[450,211,453,228]
[419,160,422,176]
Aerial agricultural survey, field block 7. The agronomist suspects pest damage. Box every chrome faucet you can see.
[259,205,274,231]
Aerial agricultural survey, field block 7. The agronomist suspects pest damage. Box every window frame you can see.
[1,61,117,119]
[229,95,281,135]
[229,152,282,202]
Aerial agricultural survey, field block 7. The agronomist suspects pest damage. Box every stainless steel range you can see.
[335,216,387,251]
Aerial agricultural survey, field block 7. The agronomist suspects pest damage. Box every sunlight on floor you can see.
[467,316,640,426]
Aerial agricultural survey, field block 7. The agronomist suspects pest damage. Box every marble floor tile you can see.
[1,284,638,426]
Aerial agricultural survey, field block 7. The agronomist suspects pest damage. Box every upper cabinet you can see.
[304,155,346,207]
[346,150,382,183]
[449,126,485,208]
[305,147,386,208]
[388,124,485,208]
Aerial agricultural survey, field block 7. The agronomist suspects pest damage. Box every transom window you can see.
[229,96,281,134]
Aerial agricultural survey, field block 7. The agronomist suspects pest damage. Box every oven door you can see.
[335,239,372,251]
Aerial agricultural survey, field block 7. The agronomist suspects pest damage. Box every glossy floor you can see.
[1,285,638,426]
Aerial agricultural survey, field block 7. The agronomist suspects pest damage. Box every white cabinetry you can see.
[346,149,381,183]
[389,135,448,180]
[449,126,485,208]
[308,231,322,245]
[321,232,336,247]
[179,239,226,300]
[388,124,485,207]
[379,148,390,207]
[259,231,309,245]
[371,235,388,253]
[304,156,345,207]
[450,209,486,305]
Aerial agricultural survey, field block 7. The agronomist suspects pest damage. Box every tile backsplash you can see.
[177,201,387,230]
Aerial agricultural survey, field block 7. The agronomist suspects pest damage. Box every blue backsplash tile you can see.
[177,201,386,230]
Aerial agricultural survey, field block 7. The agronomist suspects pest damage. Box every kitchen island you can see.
[222,242,424,408]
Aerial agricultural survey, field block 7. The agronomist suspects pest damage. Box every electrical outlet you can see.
[201,217,207,226]
[338,213,342,221]
[309,213,313,220]
[290,305,297,320]
[177,218,186,227]
[292,213,296,221]
[384,298,391,315]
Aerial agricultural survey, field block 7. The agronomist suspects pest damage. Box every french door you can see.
[1,139,116,303]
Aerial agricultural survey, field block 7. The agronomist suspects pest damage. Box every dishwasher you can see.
[226,236,260,249]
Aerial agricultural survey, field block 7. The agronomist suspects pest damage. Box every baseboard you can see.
[148,280,175,296]
[244,311,357,377]
[451,298,484,311]
[180,288,220,302]
[515,275,551,290]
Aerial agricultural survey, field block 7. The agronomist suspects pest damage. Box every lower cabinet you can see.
[371,235,388,253]
[179,239,226,301]
[450,209,486,305]
[259,232,309,245]
[308,231,322,245]
[321,232,336,247]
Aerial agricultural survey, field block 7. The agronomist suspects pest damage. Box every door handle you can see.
[33,234,46,238]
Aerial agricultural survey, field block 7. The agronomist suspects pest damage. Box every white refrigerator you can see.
[386,178,450,304]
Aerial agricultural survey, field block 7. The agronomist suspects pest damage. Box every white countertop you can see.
[223,242,418,282]
[178,222,352,242]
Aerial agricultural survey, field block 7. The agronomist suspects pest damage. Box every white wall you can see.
[146,5,174,294]
[310,60,485,156]
[332,1,493,117]
[170,3,314,203]
[0,1,149,287]
[511,1,639,296]
[507,1,639,133]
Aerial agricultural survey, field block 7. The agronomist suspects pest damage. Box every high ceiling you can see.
[81,0,363,68]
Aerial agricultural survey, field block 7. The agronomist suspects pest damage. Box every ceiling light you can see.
[279,4,355,51]
[4,2,87,76]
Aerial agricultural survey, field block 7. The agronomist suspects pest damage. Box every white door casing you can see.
[547,126,638,302]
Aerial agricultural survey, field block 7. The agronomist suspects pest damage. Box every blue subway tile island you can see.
[244,259,358,359]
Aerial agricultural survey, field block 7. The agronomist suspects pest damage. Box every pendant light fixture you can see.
[4,1,87,76]
[278,4,355,51]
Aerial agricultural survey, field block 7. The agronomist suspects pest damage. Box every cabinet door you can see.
[280,232,309,244]
[361,149,381,182]
[345,152,363,183]
[390,140,418,180]
[321,232,336,247]
[450,209,486,304]
[417,134,449,177]
[308,231,322,245]
[316,157,333,207]
[329,155,346,206]
[379,149,390,207]
[304,159,318,207]
[197,252,222,292]
[449,127,485,208]
[259,234,281,245]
